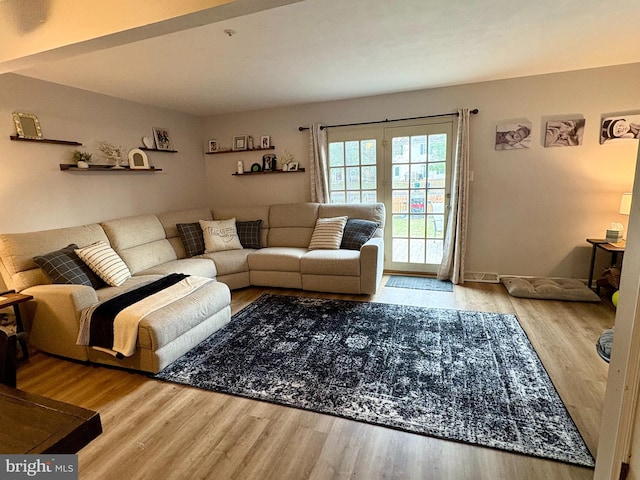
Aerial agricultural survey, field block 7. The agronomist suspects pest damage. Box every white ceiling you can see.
[12,0,640,117]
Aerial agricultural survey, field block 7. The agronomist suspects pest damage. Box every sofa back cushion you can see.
[157,208,213,259]
[0,224,108,292]
[318,203,385,238]
[268,203,319,248]
[101,215,177,275]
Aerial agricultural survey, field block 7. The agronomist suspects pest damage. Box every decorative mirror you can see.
[128,148,150,169]
[12,112,42,139]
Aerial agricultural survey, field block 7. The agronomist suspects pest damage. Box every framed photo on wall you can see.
[544,119,585,147]
[153,127,173,151]
[261,135,270,149]
[600,114,640,143]
[495,122,532,150]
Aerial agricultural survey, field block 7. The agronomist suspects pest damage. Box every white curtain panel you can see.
[438,108,471,284]
[309,124,330,203]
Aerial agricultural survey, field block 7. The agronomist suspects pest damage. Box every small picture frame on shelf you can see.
[261,135,270,149]
[208,139,218,152]
[233,135,247,151]
[153,127,173,151]
[13,112,43,140]
[288,162,299,171]
[128,148,150,169]
[262,154,276,172]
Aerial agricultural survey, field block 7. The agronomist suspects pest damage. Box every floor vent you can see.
[464,272,500,283]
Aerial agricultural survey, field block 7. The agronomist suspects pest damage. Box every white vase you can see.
[77,161,89,169]
[282,163,288,171]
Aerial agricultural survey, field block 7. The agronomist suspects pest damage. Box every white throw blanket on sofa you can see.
[78,276,212,357]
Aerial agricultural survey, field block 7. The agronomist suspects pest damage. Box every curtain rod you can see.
[298,108,478,131]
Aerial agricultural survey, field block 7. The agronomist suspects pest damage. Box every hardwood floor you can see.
[15,277,614,479]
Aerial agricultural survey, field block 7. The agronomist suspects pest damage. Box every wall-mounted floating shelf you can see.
[207,146,275,155]
[59,164,162,172]
[10,135,82,146]
[140,147,178,153]
[232,168,305,176]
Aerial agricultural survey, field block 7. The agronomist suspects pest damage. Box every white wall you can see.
[0,73,208,233]
[202,63,639,279]
[1,63,636,280]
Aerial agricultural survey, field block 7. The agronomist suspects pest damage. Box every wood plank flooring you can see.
[15,277,614,479]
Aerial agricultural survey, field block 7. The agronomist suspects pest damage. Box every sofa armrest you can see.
[21,284,99,361]
[360,237,384,294]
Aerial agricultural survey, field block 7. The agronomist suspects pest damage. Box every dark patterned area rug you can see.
[386,275,453,291]
[154,294,594,467]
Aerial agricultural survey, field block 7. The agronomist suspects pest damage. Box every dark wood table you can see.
[0,291,33,360]
[0,385,102,453]
[586,238,626,290]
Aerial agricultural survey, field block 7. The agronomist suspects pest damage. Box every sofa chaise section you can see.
[0,221,231,373]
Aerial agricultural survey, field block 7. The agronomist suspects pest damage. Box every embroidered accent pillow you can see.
[199,218,243,253]
[308,216,348,250]
[75,241,131,287]
[176,223,205,257]
[34,244,104,288]
[236,220,262,249]
[340,219,379,250]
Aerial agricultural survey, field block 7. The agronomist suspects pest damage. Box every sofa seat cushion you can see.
[136,258,217,279]
[202,249,252,276]
[247,247,307,272]
[136,279,230,350]
[301,250,361,276]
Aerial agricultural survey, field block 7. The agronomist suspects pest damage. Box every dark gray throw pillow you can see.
[177,223,205,257]
[33,244,104,288]
[340,219,379,250]
[236,220,262,249]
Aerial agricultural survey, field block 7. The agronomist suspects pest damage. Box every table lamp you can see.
[618,192,632,241]
[620,193,632,216]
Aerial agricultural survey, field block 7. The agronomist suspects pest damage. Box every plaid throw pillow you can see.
[34,244,105,288]
[340,219,379,250]
[236,220,262,249]
[177,223,205,257]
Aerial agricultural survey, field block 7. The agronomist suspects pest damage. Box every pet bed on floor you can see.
[501,276,600,302]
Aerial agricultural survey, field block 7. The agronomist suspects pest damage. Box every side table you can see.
[0,290,33,361]
[586,239,626,290]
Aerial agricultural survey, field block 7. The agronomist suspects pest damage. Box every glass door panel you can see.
[384,123,453,273]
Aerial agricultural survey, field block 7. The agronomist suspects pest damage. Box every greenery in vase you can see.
[72,150,93,164]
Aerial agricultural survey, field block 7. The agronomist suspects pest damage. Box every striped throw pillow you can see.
[75,241,131,287]
[308,216,348,250]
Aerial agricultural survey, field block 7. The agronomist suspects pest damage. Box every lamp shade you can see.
[620,193,633,215]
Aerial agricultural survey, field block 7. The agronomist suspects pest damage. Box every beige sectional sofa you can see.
[0,202,385,373]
